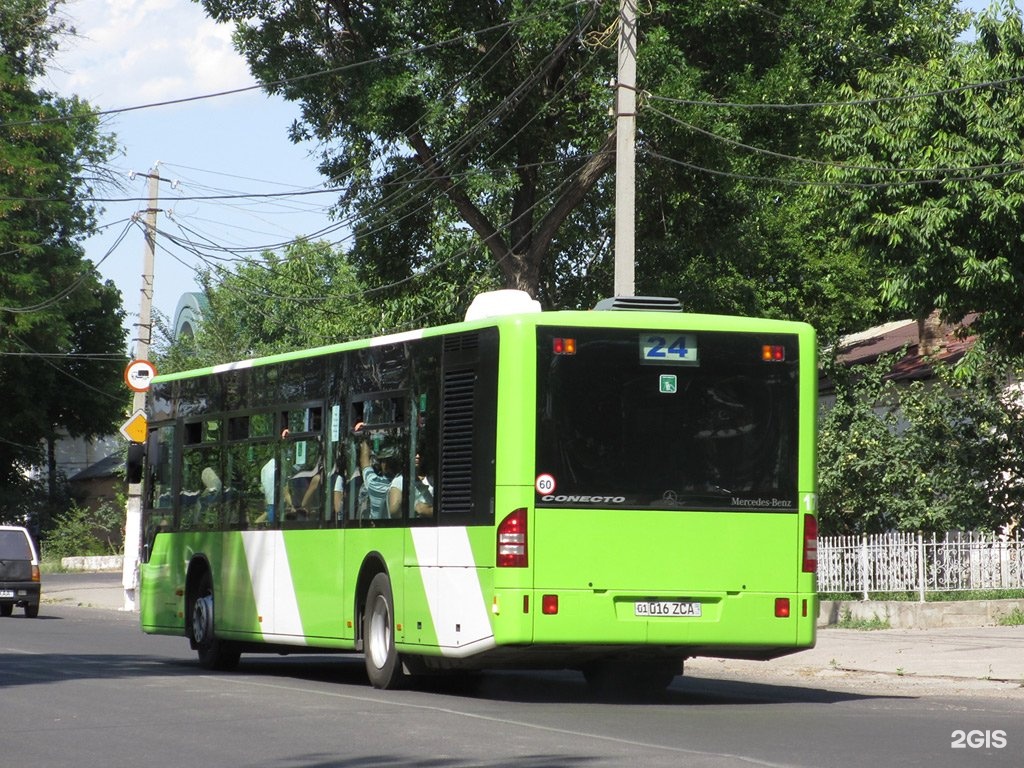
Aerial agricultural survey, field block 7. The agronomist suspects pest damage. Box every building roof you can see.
[68,453,123,483]
[822,314,978,392]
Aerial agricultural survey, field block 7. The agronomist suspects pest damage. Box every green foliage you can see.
[153,240,450,372]
[0,0,126,512]
[997,607,1024,626]
[827,590,1024,602]
[819,348,1024,534]
[822,6,1024,355]
[193,0,967,332]
[41,499,125,559]
[199,0,616,304]
[836,610,891,630]
[625,0,965,338]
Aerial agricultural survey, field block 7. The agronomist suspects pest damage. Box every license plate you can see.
[634,600,701,617]
[0,589,14,598]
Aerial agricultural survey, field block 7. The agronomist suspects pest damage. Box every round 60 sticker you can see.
[535,473,556,495]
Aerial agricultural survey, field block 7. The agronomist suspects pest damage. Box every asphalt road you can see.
[1,600,1022,768]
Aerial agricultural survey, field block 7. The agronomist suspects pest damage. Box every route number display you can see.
[639,333,698,365]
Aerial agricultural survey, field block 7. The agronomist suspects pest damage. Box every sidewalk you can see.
[687,625,1024,696]
[42,570,129,611]
[42,572,1024,693]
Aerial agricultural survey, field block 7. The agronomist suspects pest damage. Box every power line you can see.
[1,1,595,130]
[646,73,1024,112]
[0,221,134,314]
[645,104,1024,179]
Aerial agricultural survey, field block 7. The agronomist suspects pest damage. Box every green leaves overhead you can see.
[823,8,1024,355]
[200,0,616,301]
[0,0,125,510]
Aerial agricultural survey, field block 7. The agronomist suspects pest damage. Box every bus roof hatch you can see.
[465,290,543,321]
[593,296,683,312]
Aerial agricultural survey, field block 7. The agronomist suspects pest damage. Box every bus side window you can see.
[142,425,175,560]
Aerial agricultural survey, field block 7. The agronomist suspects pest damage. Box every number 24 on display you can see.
[641,334,697,364]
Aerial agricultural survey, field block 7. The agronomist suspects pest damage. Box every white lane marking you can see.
[209,676,794,766]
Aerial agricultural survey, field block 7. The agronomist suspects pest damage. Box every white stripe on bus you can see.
[410,528,495,658]
[240,530,307,644]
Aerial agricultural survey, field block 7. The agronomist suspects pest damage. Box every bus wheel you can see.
[363,572,405,689]
[583,658,679,699]
[189,571,240,671]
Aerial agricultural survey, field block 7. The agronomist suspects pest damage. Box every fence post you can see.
[861,533,869,601]
[917,532,925,603]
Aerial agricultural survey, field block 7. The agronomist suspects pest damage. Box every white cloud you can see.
[186,19,253,96]
[48,0,254,108]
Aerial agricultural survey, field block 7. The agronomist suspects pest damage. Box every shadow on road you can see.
[232,654,907,707]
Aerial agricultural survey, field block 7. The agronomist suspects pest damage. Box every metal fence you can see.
[818,530,1024,601]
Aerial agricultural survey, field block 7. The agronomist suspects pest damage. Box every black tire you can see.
[24,603,39,618]
[0,603,12,617]
[582,658,680,700]
[189,571,241,671]
[363,572,405,689]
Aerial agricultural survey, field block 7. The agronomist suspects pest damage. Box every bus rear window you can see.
[535,328,800,511]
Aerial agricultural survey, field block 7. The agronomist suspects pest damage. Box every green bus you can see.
[137,291,817,692]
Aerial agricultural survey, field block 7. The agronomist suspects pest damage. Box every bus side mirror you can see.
[126,442,146,484]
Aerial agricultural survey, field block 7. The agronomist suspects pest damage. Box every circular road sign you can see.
[124,359,157,392]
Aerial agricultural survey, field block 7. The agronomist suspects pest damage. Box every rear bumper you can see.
[494,588,817,652]
[0,582,41,606]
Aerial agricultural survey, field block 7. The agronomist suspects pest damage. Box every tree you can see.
[821,6,1024,355]
[198,0,967,338]
[0,0,125,524]
[158,240,391,371]
[630,0,966,340]
[819,352,1024,534]
[199,0,616,305]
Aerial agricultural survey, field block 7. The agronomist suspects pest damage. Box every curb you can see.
[819,598,1024,629]
[61,555,124,571]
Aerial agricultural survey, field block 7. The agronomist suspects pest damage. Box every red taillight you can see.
[761,344,785,362]
[542,595,559,615]
[497,508,528,567]
[552,337,576,355]
[775,597,791,618]
[31,565,40,583]
[802,513,818,573]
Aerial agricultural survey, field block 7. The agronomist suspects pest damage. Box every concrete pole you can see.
[122,166,159,611]
[614,0,637,298]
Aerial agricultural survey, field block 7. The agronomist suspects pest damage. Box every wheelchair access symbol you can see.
[659,374,677,394]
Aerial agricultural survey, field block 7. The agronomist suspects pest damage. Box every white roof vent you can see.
[464,290,542,321]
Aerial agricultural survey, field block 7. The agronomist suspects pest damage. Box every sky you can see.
[42,0,997,355]
[43,0,338,353]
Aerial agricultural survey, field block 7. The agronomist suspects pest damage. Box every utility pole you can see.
[122,166,159,611]
[614,0,637,298]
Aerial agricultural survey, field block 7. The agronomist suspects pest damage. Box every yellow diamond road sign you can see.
[120,409,147,443]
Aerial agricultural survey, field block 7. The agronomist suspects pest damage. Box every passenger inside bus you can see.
[388,452,434,518]
[331,448,362,521]
[357,435,400,519]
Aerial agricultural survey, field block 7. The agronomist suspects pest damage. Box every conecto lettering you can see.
[541,495,627,504]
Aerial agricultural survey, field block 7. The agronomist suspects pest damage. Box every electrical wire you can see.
[645,104,1024,179]
[0,0,596,130]
[0,220,135,314]
[645,73,1024,112]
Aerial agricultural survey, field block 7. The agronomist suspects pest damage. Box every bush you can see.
[42,500,124,559]
[819,350,1024,535]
